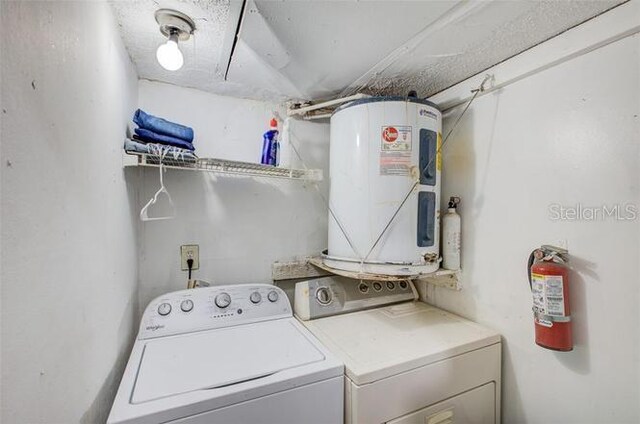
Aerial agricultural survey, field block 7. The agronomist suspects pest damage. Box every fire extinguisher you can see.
[527,245,573,351]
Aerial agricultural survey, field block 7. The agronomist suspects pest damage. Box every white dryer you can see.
[108,284,344,424]
[295,277,501,424]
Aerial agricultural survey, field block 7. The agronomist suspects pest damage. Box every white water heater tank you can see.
[325,97,442,276]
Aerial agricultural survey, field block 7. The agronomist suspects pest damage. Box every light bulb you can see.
[156,33,183,71]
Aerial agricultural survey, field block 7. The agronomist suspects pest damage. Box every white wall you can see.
[0,2,139,423]
[425,32,640,423]
[135,80,329,313]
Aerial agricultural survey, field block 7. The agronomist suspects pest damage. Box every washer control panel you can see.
[140,284,290,339]
[294,276,415,320]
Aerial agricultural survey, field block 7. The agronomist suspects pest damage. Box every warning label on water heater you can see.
[380,126,412,176]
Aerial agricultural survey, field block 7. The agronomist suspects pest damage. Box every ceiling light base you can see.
[155,9,195,42]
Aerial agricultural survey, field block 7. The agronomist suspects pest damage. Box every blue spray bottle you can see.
[261,118,279,166]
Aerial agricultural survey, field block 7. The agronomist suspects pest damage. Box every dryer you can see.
[295,276,501,424]
[108,284,343,424]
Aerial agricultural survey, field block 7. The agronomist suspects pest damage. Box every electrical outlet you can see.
[181,245,199,271]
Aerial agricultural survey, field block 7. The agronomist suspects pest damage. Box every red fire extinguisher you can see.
[527,245,573,351]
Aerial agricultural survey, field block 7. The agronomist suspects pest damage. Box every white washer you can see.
[295,277,501,424]
[108,284,344,424]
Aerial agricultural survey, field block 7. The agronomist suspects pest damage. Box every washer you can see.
[108,284,343,424]
[295,276,501,424]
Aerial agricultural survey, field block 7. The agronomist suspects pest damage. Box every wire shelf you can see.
[123,150,323,182]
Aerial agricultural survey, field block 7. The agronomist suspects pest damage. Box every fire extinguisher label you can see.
[531,273,565,317]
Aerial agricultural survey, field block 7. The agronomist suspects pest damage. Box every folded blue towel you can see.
[124,138,151,154]
[133,109,194,143]
[134,128,195,151]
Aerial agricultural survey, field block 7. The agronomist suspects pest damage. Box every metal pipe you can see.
[287,93,370,117]
[303,113,332,121]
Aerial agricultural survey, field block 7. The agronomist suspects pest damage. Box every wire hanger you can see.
[140,148,176,222]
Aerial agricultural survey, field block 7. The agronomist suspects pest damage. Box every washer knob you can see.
[386,282,396,290]
[373,282,382,291]
[215,293,231,308]
[250,292,262,304]
[157,302,172,316]
[315,287,332,305]
[358,282,369,293]
[267,290,279,302]
[180,299,194,312]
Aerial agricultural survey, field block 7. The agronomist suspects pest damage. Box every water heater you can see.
[325,97,442,276]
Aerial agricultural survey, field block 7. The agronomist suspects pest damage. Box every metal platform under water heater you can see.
[325,96,442,277]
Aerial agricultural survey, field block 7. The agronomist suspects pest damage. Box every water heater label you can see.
[380,126,412,176]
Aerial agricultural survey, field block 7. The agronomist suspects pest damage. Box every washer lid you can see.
[132,319,324,404]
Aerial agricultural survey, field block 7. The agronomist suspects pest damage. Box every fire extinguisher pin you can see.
[539,245,568,263]
[544,254,564,263]
[540,244,568,254]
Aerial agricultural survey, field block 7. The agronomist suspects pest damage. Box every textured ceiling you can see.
[111,0,624,102]
[226,0,461,101]
[109,0,249,97]
[341,0,625,98]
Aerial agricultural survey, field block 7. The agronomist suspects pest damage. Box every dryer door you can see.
[387,382,496,424]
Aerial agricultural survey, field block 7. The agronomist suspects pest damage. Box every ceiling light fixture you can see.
[154,9,195,72]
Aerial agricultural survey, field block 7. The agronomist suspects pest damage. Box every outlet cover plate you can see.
[181,245,199,271]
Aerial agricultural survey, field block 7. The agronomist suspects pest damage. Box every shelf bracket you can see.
[413,269,462,291]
